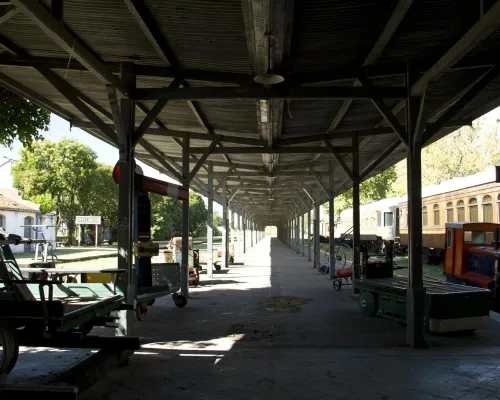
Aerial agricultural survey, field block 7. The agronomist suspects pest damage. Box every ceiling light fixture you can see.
[254,36,285,85]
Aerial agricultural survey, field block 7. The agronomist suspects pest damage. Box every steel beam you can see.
[359,77,409,147]
[131,86,408,101]
[188,146,352,154]
[422,63,500,145]
[321,136,354,181]
[186,136,222,184]
[328,160,335,279]
[352,133,361,290]
[308,166,331,197]
[207,162,214,279]
[316,0,414,159]
[181,135,190,297]
[11,0,124,92]
[314,189,321,269]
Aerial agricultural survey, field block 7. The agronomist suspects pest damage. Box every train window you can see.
[446,202,454,222]
[457,200,465,221]
[433,204,440,226]
[482,195,493,222]
[377,212,381,227]
[447,229,452,248]
[464,230,486,245]
[422,206,428,226]
[469,198,478,222]
[384,212,393,227]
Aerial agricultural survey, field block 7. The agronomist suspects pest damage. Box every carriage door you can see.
[395,207,400,237]
[24,216,33,252]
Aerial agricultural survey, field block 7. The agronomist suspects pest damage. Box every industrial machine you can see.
[444,222,500,309]
[112,162,189,320]
[354,240,491,333]
[0,233,139,375]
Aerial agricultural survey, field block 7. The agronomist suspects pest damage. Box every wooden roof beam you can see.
[11,0,125,93]
[131,86,407,101]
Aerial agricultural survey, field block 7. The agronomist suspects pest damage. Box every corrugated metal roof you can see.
[1,0,500,224]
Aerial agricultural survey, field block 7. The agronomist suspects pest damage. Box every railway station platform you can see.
[73,237,500,400]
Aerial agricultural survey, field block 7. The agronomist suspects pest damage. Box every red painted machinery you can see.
[444,222,500,309]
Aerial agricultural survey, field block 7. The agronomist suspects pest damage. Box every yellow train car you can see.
[399,169,500,262]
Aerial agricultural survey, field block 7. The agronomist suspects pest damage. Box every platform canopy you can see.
[2,0,500,226]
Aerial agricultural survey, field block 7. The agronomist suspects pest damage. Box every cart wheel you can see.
[0,320,19,375]
[333,279,342,291]
[135,303,148,321]
[172,293,187,308]
[229,256,234,264]
[215,264,221,271]
[358,291,378,317]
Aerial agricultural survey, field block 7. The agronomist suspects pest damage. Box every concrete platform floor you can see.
[77,237,500,400]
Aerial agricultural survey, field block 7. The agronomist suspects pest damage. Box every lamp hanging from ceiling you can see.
[254,35,284,85]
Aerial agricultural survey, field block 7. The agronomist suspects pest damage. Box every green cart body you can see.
[0,235,139,375]
[355,276,491,333]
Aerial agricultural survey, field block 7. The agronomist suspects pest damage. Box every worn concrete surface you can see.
[8,237,500,399]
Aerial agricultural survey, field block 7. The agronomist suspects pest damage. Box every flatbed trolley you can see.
[0,234,140,375]
[355,276,491,333]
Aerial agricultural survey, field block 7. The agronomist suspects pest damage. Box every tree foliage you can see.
[150,191,208,240]
[11,139,118,243]
[0,90,50,148]
[393,115,500,194]
[324,166,398,216]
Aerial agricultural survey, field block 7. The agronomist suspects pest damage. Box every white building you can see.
[0,162,57,252]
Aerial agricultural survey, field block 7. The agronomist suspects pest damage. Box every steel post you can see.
[116,64,136,337]
[307,209,312,262]
[222,178,228,269]
[406,67,427,348]
[329,160,335,278]
[181,135,190,296]
[352,133,361,292]
[243,213,247,253]
[296,215,300,254]
[207,162,214,279]
[301,214,305,256]
[314,190,321,268]
[231,210,235,260]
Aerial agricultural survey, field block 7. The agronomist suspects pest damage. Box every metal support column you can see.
[207,162,214,279]
[231,210,235,260]
[329,160,335,278]
[296,215,300,254]
[243,212,247,253]
[239,213,243,256]
[307,209,312,262]
[406,66,428,348]
[251,220,254,248]
[116,64,136,337]
[352,133,361,292]
[181,135,190,297]
[222,179,228,269]
[301,214,305,256]
[314,190,321,268]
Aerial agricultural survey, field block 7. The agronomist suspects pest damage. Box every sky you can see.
[0,114,223,213]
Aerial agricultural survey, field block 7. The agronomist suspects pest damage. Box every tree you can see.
[213,212,223,235]
[188,192,207,237]
[150,195,182,241]
[0,90,50,148]
[393,115,500,194]
[78,164,119,225]
[11,139,97,243]
[150,191,208,240]
[324,166,398,216]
